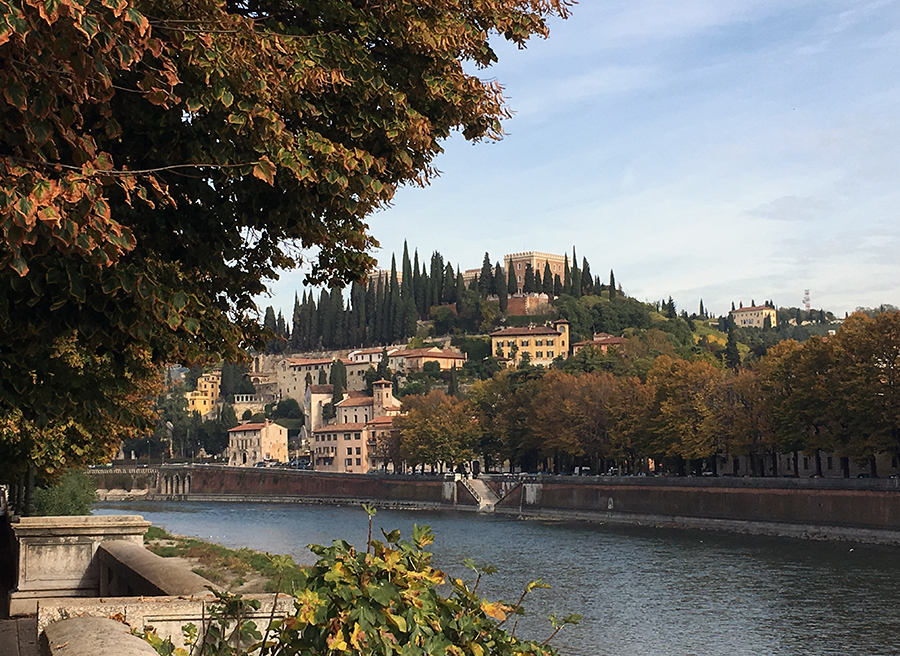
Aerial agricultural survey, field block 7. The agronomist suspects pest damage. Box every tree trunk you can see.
[841,456,850,478]
[815,449,823,477]
[771,451,778,476]
[870,455,878,478]
[711,455,718,477]
[749,453,757,477]
[793,450,799,477]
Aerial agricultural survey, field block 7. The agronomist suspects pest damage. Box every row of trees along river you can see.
[383,311,900,478]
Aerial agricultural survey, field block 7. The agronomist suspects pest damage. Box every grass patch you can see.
[143,524,307,594]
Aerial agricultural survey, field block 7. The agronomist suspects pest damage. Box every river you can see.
[93,501,900,655]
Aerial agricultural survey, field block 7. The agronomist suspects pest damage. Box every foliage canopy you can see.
[0,0,569,483]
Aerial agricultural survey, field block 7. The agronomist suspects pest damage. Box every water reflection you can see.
[93,502,900,655]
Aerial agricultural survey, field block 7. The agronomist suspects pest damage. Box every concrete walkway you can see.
[0,618,37,656]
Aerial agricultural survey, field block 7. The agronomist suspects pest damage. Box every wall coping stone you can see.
[41,617,157,656]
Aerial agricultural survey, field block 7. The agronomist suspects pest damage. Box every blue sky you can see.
[260,0,900,319]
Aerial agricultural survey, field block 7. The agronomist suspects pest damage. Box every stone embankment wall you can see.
[494,475,900,543]
[87,465,479,509]
[87,467,900,542]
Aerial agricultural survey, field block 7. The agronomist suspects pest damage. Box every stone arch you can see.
[184,474,191,495]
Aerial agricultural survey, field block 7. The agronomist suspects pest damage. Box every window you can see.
[536,351,543,358]
[517,263,521,270]
[536,339,543,346]
[345,458,352,466]
[356,458,361,466]
[827,456,833,470]
[803,457,809,470]
[347,447,353,455]
[356,447,361,455]
[355,433,361,440]
[521,340,529,347]
[548,350,554,358]
[547,339,554,346]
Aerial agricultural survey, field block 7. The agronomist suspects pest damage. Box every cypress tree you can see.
[699,299,705,318]
[569,255,581,298]
[609,270,617,300]
[389,256,403,342]
[373,276,385,345]
[542,262,554,296]
[264,306,277,332]
[507,263,517,295]
[291,293,302,351]
[443,263,457,304]
[448,365,459,397]
[533,266,542,293]
[523,263,535,293]
[455,272,466,315]
[496,263,508,313]
[553,274,562,297]
[479,253,494,297]
[365,279,377,345]
[562,255,571,295]
[429,252,444,310]
[330,286,347,348]
[724,328,741,369]
[412,250,425,318]
[401,244,416,338]
[581,257,592,296]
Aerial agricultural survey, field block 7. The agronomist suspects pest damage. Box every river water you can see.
[93,501,900,655]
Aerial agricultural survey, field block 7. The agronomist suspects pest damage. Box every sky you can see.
[258,0,900,319]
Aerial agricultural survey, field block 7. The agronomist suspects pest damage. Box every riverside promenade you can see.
[88,465,900,545]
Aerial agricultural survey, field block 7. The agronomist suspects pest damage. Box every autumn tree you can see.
[646,356,724,475]
[394,391,480,472]
[528,370,616,473]
[0,0,569,486]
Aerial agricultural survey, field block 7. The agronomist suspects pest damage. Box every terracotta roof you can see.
[490,326,563,337]
[337,396,375,407]
[307,385,333,394]
[313,422,367,433]
[287,357,333,366]
[731,305,771,313]
[228,422,270,432]
[346,390,368,398]
[367,416,394,426]
[402,348,466,359]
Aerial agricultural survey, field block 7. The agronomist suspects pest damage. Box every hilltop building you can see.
[504,251,567,294]
[572,332,629,355]
[490,319,571,367]
[730,305,777,329]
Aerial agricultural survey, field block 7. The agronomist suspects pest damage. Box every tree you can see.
[507,264,517,296]
[523,263,536,293]
[609,270,617,300]
[395,391,480,471]
[495,263,508,313]
[542,262,554,296]
[0,0,569,488]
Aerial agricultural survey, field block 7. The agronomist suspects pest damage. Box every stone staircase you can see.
[462,478,500,512]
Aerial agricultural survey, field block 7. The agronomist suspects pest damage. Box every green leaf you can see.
[221,90,234,107]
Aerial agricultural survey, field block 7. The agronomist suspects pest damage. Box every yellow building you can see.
[730,305,777,328]
[490,320,570,367]
[226,420,288,466]
[504,251,567,294]
[185,371,221,418]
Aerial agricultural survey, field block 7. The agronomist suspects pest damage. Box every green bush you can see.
[33,470,98,516]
